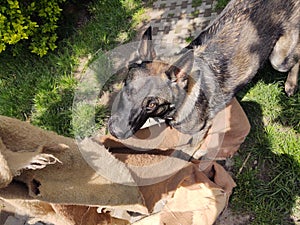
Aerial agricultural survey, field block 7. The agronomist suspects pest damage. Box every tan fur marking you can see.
[146,61,169,76]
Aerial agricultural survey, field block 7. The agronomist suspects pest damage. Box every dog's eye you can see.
[146,101,157,112]
[148,102,156,109]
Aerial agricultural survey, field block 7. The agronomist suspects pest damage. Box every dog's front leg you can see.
[270,29,300,96]
[285,59,299,96]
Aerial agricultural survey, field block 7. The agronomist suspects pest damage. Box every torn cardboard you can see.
[0,98,249,224]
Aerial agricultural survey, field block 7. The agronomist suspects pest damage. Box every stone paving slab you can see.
[148,0,217,46]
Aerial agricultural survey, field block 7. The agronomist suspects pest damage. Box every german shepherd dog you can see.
[108,0,300,140]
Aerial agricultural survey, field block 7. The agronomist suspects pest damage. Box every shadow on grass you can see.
[237,62,300,133]
[230,99,300,224]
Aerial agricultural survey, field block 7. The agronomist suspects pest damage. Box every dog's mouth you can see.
[108,111,149,139]
[141,117,166,129]
[108,105,175,139]
[108,95,177,139]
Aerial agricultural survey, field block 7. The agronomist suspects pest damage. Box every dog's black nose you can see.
[108,116,122,138]
[108,116,132,139]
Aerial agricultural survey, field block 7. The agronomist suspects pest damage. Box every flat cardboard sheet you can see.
[0,113,238,225]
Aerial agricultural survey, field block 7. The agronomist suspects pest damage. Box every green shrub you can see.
[0,0,66,56]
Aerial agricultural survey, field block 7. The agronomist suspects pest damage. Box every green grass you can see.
[185,36,194,43]
[233,65,300,224]
[192,0,202,8]
[191,9,200,17]
[0,0,144,137]
[214,0,230,12]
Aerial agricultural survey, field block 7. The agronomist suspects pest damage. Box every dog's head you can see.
[108,27,195,139]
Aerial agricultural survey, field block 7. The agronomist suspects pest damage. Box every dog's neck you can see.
[166,57,225,134]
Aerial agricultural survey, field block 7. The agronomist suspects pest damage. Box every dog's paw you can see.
[285,82,298,97]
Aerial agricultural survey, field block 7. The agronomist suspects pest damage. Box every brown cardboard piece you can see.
[0,98,249,224]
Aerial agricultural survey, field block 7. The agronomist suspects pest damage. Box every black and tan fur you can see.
[108,0,300,139]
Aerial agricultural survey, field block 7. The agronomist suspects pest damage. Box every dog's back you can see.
[188,0,300,99]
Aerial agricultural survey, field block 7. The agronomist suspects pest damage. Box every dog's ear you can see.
[138,26,156,61]
[165,50,194,88]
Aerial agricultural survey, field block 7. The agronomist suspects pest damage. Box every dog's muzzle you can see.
[108,115,134,139]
